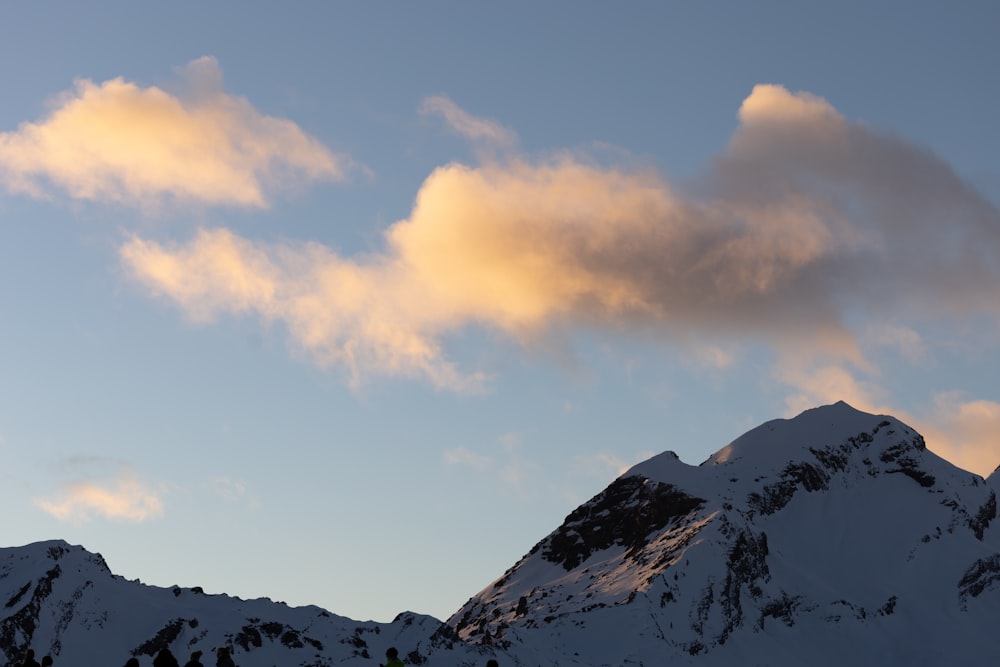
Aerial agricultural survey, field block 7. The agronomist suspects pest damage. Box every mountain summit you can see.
[449,401,1000,665]
[3,403,1000,666]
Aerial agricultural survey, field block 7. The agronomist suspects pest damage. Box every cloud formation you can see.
[421,95,518,149]
[0,57,346,209]
[36,470,164,523]
[122,85,1000,393]
[912,395,1000,477]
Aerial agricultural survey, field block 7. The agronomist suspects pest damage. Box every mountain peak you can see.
[1,540,113,578]
[704,401,892,467]
[622,402,907,492]
[448,402,1000,664]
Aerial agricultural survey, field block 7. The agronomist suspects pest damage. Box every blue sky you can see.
[1,2,999,623]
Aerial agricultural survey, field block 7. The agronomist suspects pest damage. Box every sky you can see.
[0,2,999,624]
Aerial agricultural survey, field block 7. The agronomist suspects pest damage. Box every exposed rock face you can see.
[540,477,706,571]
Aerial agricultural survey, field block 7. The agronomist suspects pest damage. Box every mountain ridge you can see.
[4,402,1000,666]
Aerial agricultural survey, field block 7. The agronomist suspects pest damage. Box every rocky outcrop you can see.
[540,477,705,571]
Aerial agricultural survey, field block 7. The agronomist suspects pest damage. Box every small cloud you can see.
[443,434,541,497]
[207,476,248,502]
[689,344,736,370]
[867,324,929,363]
[36,472,164,523]
[442,446,494,471]
[497,431,523,450]
[0,56,348,210]
[499,456,539,489]
[420,95,517,150]
[573,451,654,479]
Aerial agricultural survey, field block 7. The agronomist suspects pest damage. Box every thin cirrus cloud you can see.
[0,56,347,209]
[122,85,1000,393]
[35,472,164,523]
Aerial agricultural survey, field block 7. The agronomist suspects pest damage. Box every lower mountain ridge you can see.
[4,402,1000,666]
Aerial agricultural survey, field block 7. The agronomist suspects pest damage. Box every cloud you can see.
[866,324,929,363]
[775,360,1000,477]
[442,433,540,494]
[208,476,249,503]
[421,95,517,149]
[36,470,164,523]
[912,394,1000,477]
[120,227,486,390]
[776,363,889,418]
[121,86,1000,388]
[443,446,494,471]
[0,56,347,209]
[573,451,654,479]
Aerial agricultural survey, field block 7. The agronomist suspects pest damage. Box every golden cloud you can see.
[0,57,346,209]
[35,475,164,523]
[914,394,1000,477]
[121,85,1000,390]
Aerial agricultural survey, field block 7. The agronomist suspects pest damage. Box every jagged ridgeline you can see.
[4,402,1000,666]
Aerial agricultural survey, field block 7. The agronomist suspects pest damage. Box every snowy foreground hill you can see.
[4,402,1000,666]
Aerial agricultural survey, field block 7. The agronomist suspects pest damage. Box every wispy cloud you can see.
[866,324,929,363]
[443,433,539,494]
[121,85,1000,392]
[572,451,653,479]
[442,446,493,471]
[35,464,164,523]
[420,95,517,150]
[0,56,347,210]
[206,476,257,506]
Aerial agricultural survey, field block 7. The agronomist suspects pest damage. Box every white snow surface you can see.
[3,402,1000,666]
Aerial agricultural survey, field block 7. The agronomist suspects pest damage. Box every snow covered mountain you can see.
[449,401,1000,665]
[4,402,1000,666]
[0,541,488,667]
